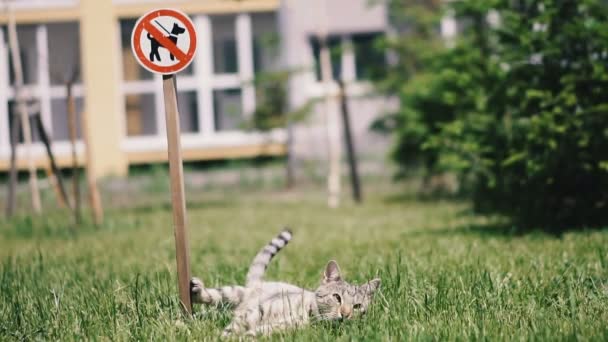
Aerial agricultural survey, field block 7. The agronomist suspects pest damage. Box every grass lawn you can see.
[1,170,607,340]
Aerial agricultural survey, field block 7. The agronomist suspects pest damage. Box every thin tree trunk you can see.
[338,80,362,203]
[7,7,41,214]
[81,109,104,225]
[67,81,81,224]
[34,113,70,209]
[319,37,341,208]
[285,120,296,189]
[5,113,20,217]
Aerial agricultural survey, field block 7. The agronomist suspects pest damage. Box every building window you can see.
[7,101,41,143]
[50,97,83,140]
[2,22,83,147]
[120,19,152,81]
[8,25,38,85]
[177,91,199,134]
[213,89,243,131]
[211,15,238,74]
[252,12,279,73]
[310,36,342,82]
[120,12,269,142]
[48,22,81,85]
[119,18,198,138]
[125,93,156,136]
[352,32,386,81]
[310,32,386,82]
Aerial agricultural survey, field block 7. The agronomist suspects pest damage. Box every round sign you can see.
[131,9,197,75]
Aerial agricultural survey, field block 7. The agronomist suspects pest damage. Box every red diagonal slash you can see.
[142,20,187,61]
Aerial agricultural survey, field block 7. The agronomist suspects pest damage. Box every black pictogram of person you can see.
[147,22,186,62]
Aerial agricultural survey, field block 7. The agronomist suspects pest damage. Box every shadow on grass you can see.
[383,192,466,206]
[402,222,527,239]
[386,192,608,237]
[403,220,608,239]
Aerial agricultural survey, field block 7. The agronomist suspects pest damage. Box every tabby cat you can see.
[190,229,381,336]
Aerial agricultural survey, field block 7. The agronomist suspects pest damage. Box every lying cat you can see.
[190,229,381,336]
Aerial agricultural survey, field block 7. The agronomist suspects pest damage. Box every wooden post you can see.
[319,36,342,208]
[7,7,41,214]
[318,0,341,208]
[162,74,192,315]
[337,80,362,203]
[80,111,104,226]
[66,81,81,224]
[44,166,67,209]
[5,112,20,217]
[33,112,70,208]
[285,120,295,189]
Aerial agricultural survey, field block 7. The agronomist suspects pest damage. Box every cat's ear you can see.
[364,278,381,294]
[323,260,342,283]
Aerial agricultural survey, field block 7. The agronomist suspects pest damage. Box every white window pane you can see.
[310,36,342,82]
[211,15,238,74]
[48,22,81,85]
[125,93,156,136]
[252,12,279,73]
[120,19,153,81]
[177,91,198,133]
[50,97,83,141]
[213,89,242,131]
[7,25,38,85]
[8,100,41,142]
[352,32,386,80]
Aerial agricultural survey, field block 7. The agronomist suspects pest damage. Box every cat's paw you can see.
[190,277,204,303]
[220,329,233,338]
[245,330,258,337]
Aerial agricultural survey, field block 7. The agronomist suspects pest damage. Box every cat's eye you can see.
[332,294,341,304]
[353,303,362,310]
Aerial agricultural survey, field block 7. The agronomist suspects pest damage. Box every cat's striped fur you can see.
[191,229,381,337]
[246,228,292,286]
[191,229,292,307]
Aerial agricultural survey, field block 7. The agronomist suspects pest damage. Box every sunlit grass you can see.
[1,174,607,340]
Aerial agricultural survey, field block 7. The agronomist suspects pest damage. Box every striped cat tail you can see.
[245,228,292,286]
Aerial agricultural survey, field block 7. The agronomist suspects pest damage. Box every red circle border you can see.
[131,9,197,75]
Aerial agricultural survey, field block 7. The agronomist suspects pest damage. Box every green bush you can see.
[380,0,608,231]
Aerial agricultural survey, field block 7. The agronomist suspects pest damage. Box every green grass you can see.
[1,176,607,340]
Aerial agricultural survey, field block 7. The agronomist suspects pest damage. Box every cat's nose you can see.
[341,307,353,319]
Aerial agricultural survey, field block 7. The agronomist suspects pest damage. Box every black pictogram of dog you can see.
[147,22,186,62]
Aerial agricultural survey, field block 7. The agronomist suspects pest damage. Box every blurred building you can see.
[0,0,390,176]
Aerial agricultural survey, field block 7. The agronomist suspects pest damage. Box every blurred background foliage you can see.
[373,0,608,232]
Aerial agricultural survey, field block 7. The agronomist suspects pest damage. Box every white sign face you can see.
[131,9,197,75]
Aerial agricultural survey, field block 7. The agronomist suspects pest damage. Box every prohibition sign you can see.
[131,9,197,75]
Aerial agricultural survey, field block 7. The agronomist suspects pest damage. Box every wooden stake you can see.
[7,7,41,214]
[162,74,192,315]
[66,81,81,224]
[319,36,342,208]
[338,80,362,203]
[80,111,104,225]
[5,112,20,217]
[44,166,67,209]
[34,112,70,208]
[285,120,295,189]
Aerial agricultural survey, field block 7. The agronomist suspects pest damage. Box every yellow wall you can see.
[80,0,128,176]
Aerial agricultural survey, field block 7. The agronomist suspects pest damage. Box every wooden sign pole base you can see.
[162,74,192,315]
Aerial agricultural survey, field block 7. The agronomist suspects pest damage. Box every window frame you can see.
[118,13,273,154]
[0,23,86,161]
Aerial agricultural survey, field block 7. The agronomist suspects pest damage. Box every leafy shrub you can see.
[380,0,608,231]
